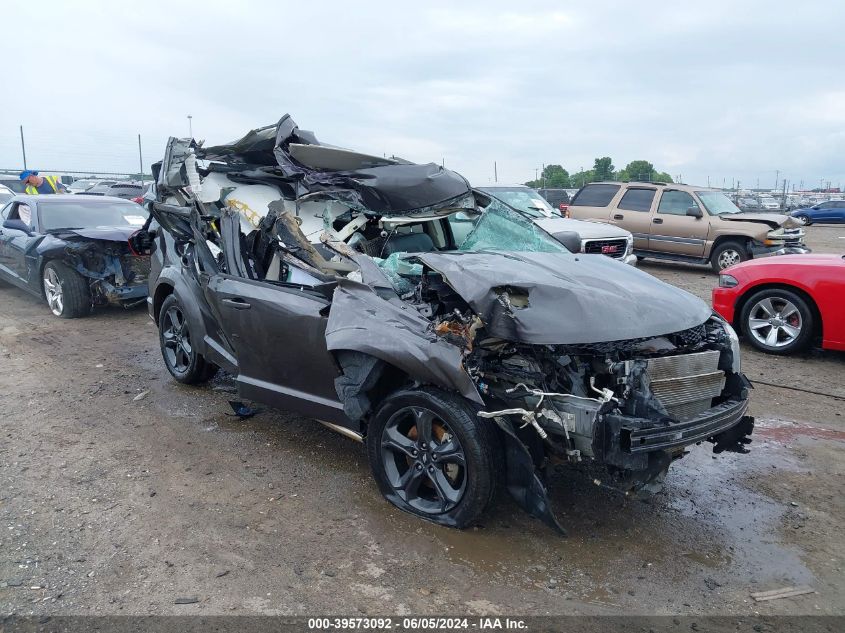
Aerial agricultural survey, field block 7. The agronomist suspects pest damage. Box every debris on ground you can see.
[227,400,261,419]
[750,586,815,601]
[174,596,200,604]
[133,390,149,402]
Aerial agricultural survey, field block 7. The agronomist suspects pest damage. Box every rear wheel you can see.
[740,288,814,355]
[710,240,748,272]
[367,387,501,528]
[158,294,217,384]
[42,261,91,318]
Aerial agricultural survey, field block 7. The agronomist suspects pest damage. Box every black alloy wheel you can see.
[158,294,217,383]
[367,388,501,528]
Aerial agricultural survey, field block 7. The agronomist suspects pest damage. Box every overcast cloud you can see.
[2,0,843,190]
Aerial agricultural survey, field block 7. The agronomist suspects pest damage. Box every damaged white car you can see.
[137,115,754,532]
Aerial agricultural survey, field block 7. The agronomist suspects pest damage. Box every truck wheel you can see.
[710,240,748,272]
[42,261,91,318]
[367,387,501,528]
[158,294,217,384]
[740,288,814,355]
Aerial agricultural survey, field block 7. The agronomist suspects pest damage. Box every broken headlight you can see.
[713,315,741,374]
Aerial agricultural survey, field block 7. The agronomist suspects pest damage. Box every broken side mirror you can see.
[554,230,582,254]
[2,218,32,234]
[686,207,703,218]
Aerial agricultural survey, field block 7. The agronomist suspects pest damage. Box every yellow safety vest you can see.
[24,175,61,195]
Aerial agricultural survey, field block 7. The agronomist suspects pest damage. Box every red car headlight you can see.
[719,274,739,288]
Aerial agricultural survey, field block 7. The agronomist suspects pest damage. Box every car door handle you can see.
[613,214,624,220]
[652,218,663,224]
[222,298,251,310]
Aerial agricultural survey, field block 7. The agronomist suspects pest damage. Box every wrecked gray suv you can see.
[139,115,754,532]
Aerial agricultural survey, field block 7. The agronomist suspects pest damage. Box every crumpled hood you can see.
[718,213,800,229]
[413,251,711,345]
[51,226,137,242]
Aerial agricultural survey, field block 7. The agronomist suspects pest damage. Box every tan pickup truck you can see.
[568,182,809,272]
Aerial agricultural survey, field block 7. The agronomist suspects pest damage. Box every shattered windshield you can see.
[696,191,743,215]
[457,197,568,253]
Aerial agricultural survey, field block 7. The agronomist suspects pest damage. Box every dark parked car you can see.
[140,115,755,532]
[0,176,27,193]
[80,181,145,200]
[791,200,845,225]
[0,195,150,317]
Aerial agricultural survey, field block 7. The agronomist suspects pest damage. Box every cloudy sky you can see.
[2,0,843,190]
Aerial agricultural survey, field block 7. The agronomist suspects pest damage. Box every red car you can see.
[712,254,845,355]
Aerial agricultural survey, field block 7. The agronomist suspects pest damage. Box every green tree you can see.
[525,164,571,189]
[592,157,615,181]
[616,160,674,183]
[568,169,595,187]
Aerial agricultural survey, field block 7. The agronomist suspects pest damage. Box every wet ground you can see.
[0,225,843,616]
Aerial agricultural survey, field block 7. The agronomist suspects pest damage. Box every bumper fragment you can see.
[620,398,750,453]
[750,244,811,258]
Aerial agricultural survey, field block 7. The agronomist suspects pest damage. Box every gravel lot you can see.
[1,225,843,616]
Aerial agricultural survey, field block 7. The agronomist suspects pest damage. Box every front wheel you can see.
[367,387,501,528]
[158,294,217,384]
[795,214,812,226]
[740,288,814,355]
[42,261,91,318]
[710,240,748,272]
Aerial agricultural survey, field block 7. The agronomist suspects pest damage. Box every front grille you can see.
[583,238,627,259]
[644,350,725,421]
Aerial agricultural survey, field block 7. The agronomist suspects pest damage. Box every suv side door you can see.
[649,189,707,257]
[609,186,657,251]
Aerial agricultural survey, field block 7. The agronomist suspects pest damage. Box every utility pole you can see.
[542,163,546,189]
[19,126,27,169]
[137,134,144,179]
[707,175,710,187]
[494,161,497,183]
[775,170,779,190]
[535,167,539,183]
[187,115,193,137]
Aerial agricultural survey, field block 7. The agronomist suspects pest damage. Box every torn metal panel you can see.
[325,279,483,408]
[413,251,713,345]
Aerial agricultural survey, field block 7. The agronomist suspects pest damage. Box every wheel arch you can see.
[152,281,175,325]
[710,234,751,259]
[734,282,823,342]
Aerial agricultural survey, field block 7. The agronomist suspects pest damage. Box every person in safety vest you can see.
[20,170,67,194]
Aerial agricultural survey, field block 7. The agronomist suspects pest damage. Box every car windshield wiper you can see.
[46,226,85,231]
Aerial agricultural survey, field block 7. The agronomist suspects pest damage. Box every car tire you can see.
[710,240,748,273]
[158,294,217,384]
[42,261,91,319]
[367,387,502,529]
[740,288,814,355]
[795,214,812,226]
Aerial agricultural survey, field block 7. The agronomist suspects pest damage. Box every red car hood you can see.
[726,253,844,273]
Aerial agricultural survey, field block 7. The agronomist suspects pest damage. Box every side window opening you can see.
[618,188,656,212]
[569,184,621,207]
[657,190,699,216]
